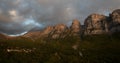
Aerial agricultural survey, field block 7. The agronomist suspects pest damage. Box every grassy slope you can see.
[0,33,120,63]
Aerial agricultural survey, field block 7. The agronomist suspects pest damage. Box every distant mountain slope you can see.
[0,9,120,39]
[23,19,81,39]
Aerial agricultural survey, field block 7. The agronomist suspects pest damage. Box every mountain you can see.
[0,33,17,40]
[23,20,81,39]
[0,9,120,63]
[84,9,120,35]
[109,9,120,33]
[0,9,120,39]
[70,19,81,36]
[84,14,108,35]
[0,33,7,39]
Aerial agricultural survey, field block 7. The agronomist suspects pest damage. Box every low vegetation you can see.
[0,33,120,63]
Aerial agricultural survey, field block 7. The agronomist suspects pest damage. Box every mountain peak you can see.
[110,9,120,32]
[54,24,67,32]
[84,13,108,35]
[112,9,120,14]
[72,19,80,25]
[70,19,81,36]
[1,9,120,39]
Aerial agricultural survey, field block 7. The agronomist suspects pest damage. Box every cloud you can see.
[0,0,120,35]
[0,15,11,22]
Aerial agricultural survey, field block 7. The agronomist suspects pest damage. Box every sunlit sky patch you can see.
[23,18,43,28]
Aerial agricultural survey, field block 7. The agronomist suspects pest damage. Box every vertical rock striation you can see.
[70,19,81,36]
[110,9,120,33]
[84,14,108,35]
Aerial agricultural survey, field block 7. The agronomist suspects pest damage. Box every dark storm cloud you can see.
[0,0,120,35]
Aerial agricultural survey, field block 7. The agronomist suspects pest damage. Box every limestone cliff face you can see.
[41,26,54,37]
[23,20,81,39]
[50,19,82,38]
[23,31,42,39]
[110,9,120,33]
[70,19,81,36]
[23,26,54,39]
[111,9,120,24]
[84,14,108,35]
[84,9,120,34]
[50,24,68,39]
[6,9,120,39]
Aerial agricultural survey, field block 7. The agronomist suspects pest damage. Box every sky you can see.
[0,0,120,35]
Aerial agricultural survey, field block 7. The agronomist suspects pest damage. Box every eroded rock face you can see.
[22,9,120,39]
[23,26,54,39]
[54,24,67,34]
[23,31,42,39]
[110,9,120,33]
[84,14,108,35]
[111,9,120,24]
[23,19,85,39]
[23,24,68,39]
[70,19,81,36]
[42,26,54,35]
[39,26,54,38]
[51,24,68,39]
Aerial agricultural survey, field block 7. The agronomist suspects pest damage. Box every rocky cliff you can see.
[84,9,120,35]
[70,19,81,36]
[22,9,120,39]
[1,9,120,39]
[23,20,81,39]
[110,9,120,33]
[84,14,108,35]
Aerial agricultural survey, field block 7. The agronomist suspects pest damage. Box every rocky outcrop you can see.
[2,9,120,40]
[110,9,120,33]
[50,24,68,39]
[70,19,81,36]
[23,24,68,39]
[84,9,120,35]
[41,26,54,37]
[23,31,42,39]
[23,20,81,39]
[84,14,109,35]
[23,26,54,39]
